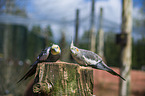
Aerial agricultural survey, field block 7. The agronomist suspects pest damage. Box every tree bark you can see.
[119,0,132,96]
[33,62,93,96]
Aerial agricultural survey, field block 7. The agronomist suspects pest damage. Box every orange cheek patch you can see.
[76,48,79,52]
[58,47,60,51]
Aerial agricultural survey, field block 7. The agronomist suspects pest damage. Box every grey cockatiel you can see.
[70,40,125,81]
[17,44,61,83]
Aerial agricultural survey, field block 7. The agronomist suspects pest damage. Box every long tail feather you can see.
[89,62,126,81]
[107,68,126,81]
[17,60,39,83]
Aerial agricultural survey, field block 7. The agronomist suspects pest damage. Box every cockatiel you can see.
[70,40,125,81]
[17,44,61,83]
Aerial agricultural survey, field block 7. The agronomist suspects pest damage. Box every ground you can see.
[24,66,145,96]
[93,67,145,96]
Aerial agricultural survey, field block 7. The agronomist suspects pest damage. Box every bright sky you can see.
[25,0,125,41]
[27,0,121,24]
[1,0,143,41]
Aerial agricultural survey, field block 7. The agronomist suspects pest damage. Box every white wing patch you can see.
[82,55,102,65]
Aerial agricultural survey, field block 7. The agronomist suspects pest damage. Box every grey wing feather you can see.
[80,49,102,61]
[30,47,51,67]
[94,61,110,71]
[79,49,126,80]
[38,47,51,61]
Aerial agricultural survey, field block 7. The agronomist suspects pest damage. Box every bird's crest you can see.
[71,40,74,48]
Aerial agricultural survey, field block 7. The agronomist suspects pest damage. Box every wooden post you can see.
[90,0,96,52]
[119,0,132,96]
[97,8,105,59]
[33,62,93,96]
[75,9,79,46]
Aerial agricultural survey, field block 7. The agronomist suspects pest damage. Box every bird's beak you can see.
[51,47,60,55]
[51,44,61,55]
[54,48,59,52]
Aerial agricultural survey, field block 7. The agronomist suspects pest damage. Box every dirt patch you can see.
[93,67,145,96]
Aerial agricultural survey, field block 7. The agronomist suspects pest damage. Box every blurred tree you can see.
[132,0,145,70]
[31,25,41,34]
[43,25,53,46]
[0,0,45,96]
[3,24,13,60]
[81,31,145,70]
[15,25,28,60]
[80,30,90,50]
[0,24,4,55]
[1,1,28,94]
[0,0,27,16]
[27,26,39,61]
[132,37,145,69]
[44,25,53,36]
[2,0,27,59]
[104,32,121,67]
[74,9,79,46]
[97,8,105,61]
[27,25,46,61]
[119,0,133,96]
[14,8,27,17]
[89,0,96,52]
[82,30,89,40]
[59,32,68,61]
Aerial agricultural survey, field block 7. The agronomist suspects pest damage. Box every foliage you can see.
[27,25,53,62]
[132,37,145,69]
[59,32,69,61]
[0,24,4,54]
[104,32,121,67]
[0,24,53,96]
[80,30,90,50]
[104,32,145,69]
[43,25,53,46]
[81,31,145,69]
[44,25,53,37]
[0,0,27,17]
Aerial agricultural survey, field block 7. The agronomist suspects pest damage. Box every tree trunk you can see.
[75,9,79,46]
[90,0,96,52]
[97,8,105,60]
[97,29,104,58]
[3,25,13,60]
[33,62,93,96]
[119,0,132,96]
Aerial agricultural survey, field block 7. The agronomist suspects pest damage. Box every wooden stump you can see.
[33,61,93,96]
